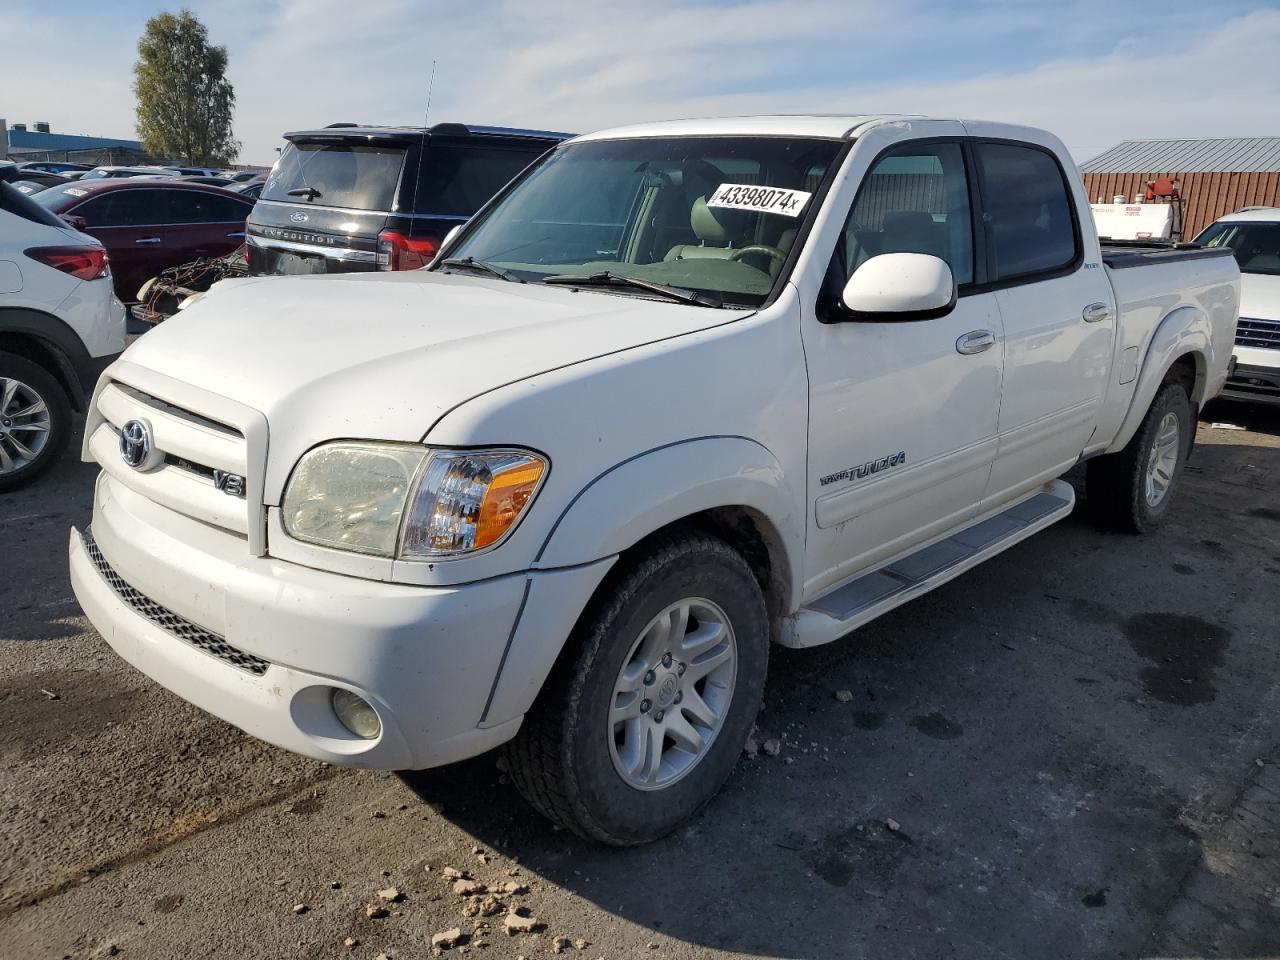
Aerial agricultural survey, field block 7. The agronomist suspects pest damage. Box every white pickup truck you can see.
[69,116,1239,845]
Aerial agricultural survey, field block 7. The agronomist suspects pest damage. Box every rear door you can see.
[249,138,408,275]
[969,137,1116,508]
[163,190,253,265]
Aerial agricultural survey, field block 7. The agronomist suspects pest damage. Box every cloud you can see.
[1,0,1274,164]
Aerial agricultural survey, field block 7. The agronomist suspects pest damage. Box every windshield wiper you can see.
[286,186,321,200]
[440,257,524,283]
[542,271,721,308]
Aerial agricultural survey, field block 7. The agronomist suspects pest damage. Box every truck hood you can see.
[121,270,750,494]
[1240,272,1280,320]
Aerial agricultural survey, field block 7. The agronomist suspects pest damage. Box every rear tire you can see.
[1086,381,1191,533]
[0,353,71,493]
[504,529,768,846]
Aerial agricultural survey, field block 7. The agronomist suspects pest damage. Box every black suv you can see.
[247,122,570,276]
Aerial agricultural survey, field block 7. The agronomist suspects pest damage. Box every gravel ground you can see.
[2,401,1279,960]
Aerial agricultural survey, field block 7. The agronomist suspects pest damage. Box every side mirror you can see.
[62,214,88,231]
[837,252,956,322]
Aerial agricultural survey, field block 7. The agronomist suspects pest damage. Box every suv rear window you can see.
[414,141,548,217]
[0,181,68,228]
[262,141,407,211]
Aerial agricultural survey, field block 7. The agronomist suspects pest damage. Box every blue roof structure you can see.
[8,128,143,152]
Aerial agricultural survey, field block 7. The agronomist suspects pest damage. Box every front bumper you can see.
[1221,360,1280,405]
[68,476,543,770]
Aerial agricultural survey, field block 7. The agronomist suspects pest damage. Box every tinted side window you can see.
[73,194,118,227]
[415,142,548,217]
[167,191,251,223]
[82,190,170,227]
[839,141,974,285]
[976,142,1078,281]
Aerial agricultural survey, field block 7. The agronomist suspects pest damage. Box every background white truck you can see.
[69,115,1239,845]
[1194,206,1280,403]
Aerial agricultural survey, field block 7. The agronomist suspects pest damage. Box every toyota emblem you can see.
[119,419,153,469]
[290,211,308,223]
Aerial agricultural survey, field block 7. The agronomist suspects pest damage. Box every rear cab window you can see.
[261,141,407,211]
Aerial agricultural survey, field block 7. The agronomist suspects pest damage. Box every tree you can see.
[133,9,240,166]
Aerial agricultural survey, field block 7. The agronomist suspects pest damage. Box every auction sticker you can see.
[707,183,811,217]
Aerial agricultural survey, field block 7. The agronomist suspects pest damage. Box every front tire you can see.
[1087,381,1191,533]
[0,353,71,493]
[504,529,768,845]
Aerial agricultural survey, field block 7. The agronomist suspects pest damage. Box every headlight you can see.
[281,443,547,559]
[282,442,426,556]
[400,449,547,557]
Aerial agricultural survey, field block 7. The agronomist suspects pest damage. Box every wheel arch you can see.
[0,308,90,411]
[480,439,805,730]
[1107,305,1212,454]
[534,435,804,621]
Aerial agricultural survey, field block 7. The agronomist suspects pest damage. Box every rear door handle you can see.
[1083,302,1112,323]
[134,237,162,245]
[956,329,996,355]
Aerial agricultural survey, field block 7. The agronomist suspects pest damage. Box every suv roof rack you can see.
[285,123,573,143]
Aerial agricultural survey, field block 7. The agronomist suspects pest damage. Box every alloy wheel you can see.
[0,377,52,476]
[608,597,737,791]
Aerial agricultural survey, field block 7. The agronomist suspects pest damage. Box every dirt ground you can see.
[2,401,1279,960]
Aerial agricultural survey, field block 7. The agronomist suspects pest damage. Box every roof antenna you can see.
[424,60,437,128]
[406,60,438,260]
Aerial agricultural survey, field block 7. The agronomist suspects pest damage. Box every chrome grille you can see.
[82,529,269,676]
[1236,317,1280,350]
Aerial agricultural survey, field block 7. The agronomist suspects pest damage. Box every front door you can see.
[801,138,1003,600]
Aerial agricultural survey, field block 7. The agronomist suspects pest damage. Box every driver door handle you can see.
[134,237,162,245]
[956,329,996,355]
[1083,302,1112,323]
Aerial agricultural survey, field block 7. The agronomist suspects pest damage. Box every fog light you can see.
[331,688,381,740]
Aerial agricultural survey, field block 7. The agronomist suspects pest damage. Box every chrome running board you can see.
[787,480,1075,648]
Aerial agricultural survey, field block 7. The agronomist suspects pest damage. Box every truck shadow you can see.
[1200,397,1280,437]
[404,435,1280,958]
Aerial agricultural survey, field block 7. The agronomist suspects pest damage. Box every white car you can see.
[69,116,1239,844]
[1195,207,1280,403]
[80,166,182,181]
[0,182,126,489]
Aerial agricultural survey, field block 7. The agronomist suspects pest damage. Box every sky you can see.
[2,0,1278,165]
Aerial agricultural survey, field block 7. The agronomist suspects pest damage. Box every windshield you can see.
[1195,220,1280,276]
[442,135,844,306]
[261,140,406,211]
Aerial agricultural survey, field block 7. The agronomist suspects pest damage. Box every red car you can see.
[33,180,254,301]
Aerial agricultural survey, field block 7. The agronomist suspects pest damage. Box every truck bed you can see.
[1100,240,1236,270]
[1086,239,1241,455]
